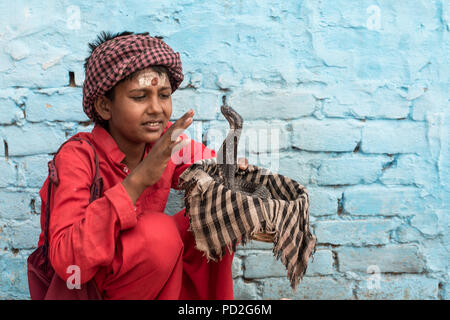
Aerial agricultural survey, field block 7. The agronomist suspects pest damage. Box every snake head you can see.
[221,105,243,129]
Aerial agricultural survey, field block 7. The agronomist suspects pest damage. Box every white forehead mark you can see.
[137,70,167,87]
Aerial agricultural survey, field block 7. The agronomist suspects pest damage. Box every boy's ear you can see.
[94,95,112,121]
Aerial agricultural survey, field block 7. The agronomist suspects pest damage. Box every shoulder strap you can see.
[43,137,104,259]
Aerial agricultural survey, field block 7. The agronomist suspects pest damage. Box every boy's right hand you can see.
[137,109,194,187]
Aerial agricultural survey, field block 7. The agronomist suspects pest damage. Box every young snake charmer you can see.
[36,31,248,300]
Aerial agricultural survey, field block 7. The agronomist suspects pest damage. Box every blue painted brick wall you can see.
[0,0,449,300]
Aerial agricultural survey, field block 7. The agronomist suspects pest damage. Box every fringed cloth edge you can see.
[178,158,317,290]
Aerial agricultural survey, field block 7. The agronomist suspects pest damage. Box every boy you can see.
[36,31,245,299]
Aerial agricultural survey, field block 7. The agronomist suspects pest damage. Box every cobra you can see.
[215,105,271,199]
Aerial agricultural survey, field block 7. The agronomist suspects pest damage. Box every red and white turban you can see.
[82,34,184,124]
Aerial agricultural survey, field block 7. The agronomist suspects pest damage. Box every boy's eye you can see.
[131,94,171,101]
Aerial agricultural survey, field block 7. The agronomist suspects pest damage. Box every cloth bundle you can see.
[179,158,316,290]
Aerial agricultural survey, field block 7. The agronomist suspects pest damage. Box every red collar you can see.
[90,122,172,165]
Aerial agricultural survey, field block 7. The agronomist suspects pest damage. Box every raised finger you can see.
[167,109,194,143]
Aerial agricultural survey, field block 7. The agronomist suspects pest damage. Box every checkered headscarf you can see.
[83,34,184,124]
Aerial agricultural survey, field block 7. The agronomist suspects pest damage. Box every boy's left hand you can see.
[238,157,249,170]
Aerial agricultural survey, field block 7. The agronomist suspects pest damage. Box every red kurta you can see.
[37,123,234,300]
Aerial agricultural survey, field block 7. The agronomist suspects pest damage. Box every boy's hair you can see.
[84,31,170,123]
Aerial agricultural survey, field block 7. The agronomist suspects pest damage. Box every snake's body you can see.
[215,105,271,199]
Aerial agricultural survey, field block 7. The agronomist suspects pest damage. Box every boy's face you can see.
[98,67,173,146]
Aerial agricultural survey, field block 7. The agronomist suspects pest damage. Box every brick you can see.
[215,72,240,90]
[394,225,423,243]
[421,239,449,272]
[170,89,220,120]
[356,274,439,300]
[250,152,313,186]
[0,89,32,106]
[261,277,354,300]
[26,88,88,122]
[2,123,66,156]
[232,256,243,278]
[313,31,407,82]
[426,112,445,162]
[412,86,448,121]
[244,249,333,279]
[361,121,427,154]
[0,249,30,299]
[0,158,16,187]
[304,250,334,276]
[236,240,273,251]
[241,121,290,154]
[410,212,440,236]
[165,189,184,215]
[0,98,20,125]
[308,187,342,216]
[337,245,426,273]
[4,39,30,61]
[16,154,52,188]
[205,120,289,154]
[313,219,398,246]
[189,72,204,88]
[0,38,70,88]
[0,190,38,221]
[323,85,410,120]
[314,155,390,185]
[232,278,259,300]
[311,28,358,69]
[380,154,433,185]
[228,90,317,120]
[244,251,286,278]
[0,215,41,249]
[292,119,362,152]
[343,186,425,216]
[389,1,442,33]
[259,151,326,186]
[444,283,450,300]
[439,113,450,193]
[66,62,86,87]
[239,57,301,89]
[2,59,67,89]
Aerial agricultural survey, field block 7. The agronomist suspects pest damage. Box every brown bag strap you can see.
[43,137,103,259]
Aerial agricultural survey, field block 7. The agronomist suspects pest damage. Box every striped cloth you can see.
[178,158,316,290]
